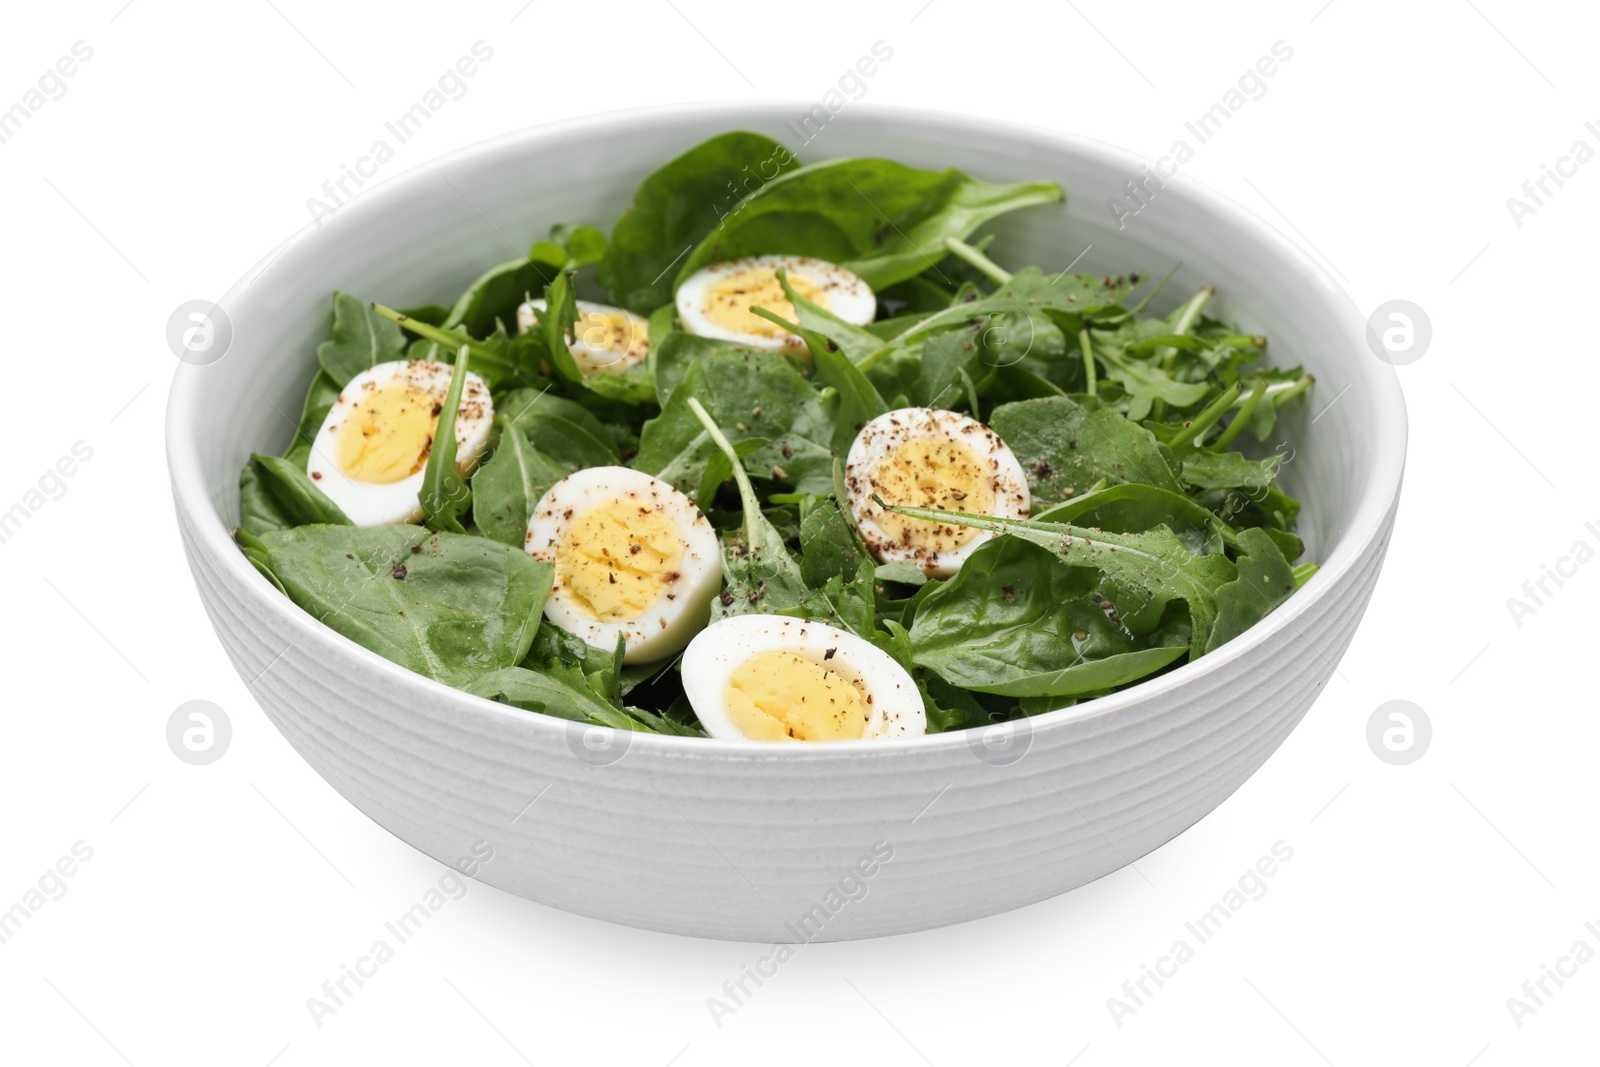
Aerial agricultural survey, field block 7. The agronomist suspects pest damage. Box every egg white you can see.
[525,466,721,664]
[676,255,875,352]
[306,360,492,527]
[517,299,649,377]
[844,407,1030,578]
[682,614,927,742]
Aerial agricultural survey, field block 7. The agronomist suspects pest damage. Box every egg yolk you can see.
[555,498,685,621]
[573,308,648,376]
[700,268,825,340]
[335,381,439,484]
[724,651,868,741]
[870,437,995,548]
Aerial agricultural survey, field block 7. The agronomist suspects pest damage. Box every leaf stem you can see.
[1211,378,1269,450]
[1130,261,1182,313]
[1079,328,1097,397]
[686,396,760,548]
[1269,373,1314,408]
[1166,382,1243,452]
[1150,286,1214,421]
[942,237,1013,285]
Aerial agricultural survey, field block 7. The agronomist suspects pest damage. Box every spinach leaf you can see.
[499,387,621,470]
[470,419,568,547]
[1209,527,1297,647]
[989,396,1180,502]
[908,537,1189,698]
[598,131,800,313]
[256,524,550,687]
[634,349,833,496]
[774,267,883,364]
[240,453,350,536]
[282,369,340,468]
[418,347,473,533]
[547,222,608,267]
[443,256,556,341]
[687,397,807,618]
[678,158,1062,291]
[520,623,626,708]
[317,291,407,387]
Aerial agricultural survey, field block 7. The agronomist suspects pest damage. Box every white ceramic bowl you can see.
[167,103,1405,942]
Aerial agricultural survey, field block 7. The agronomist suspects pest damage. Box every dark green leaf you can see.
[419,348,473,533]
[471,419,569,547]
[598,131,801,313]
[317,291,407,387]
[240,453,350,536]
[256,525,550,687]
[989,395,1181,502]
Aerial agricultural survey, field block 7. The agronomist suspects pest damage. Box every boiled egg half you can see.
[525,466,721,664]
[517,299,649,377]
[676,255,875,352]
[307,359,492,526]
[845,407,1030,578]
[682,615,926,742]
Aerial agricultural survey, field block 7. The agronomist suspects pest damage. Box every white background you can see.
[2,1,1595,1063]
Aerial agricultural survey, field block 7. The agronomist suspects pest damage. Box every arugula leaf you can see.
[678,158,1062,291]
[418,347,473,533]
[879,501,1237,655]
[1210,527,1296,647]
[240,453,350,536]
[909,537,1189,698]
[750,299,887,456]
[256,524,551,687]
[1180,449,1281,491]
[317,291,407,387]
[797,498,867,587]
[470,419,568,547]
[773,267,882,363]
[989,396,1181,502]
[634,349,833,496]
[598,131,801,313]
[686,397,807,618]
[1034,482,1229,556]
[371,304,529,392]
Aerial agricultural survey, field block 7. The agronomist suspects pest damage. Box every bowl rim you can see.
[166,100,1407,759]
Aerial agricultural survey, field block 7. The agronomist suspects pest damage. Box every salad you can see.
[235,131,1316,743]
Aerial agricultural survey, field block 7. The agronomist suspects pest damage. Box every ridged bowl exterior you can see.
[167,104,1406,942]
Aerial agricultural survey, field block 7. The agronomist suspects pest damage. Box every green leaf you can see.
[633,349,833,497]
[239,453,350,536]
[879,501,1237,655]
[255,524,551,687]
[598,131,801,313]
[317,291,407,387]
[1033,482,1230,556]
[678,158,1062,291]
[498,387,621,470]
[750,299,887,456]
[797,499,867,587]
[419,347,473,533]
[989,395,1181,503]
[282,370,340,468]
[773,267,883,363]
[1209,527,1297,648]
[443,256,558,341]
[1180,449,1281,491]
[909,538,1190,698]
[470,419,569,547]
[549,222,608,267]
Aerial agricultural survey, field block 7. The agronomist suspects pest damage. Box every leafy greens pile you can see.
[235,131,1316,737]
